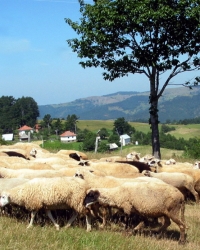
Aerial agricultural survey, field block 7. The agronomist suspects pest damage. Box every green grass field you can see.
[77,120,200,139]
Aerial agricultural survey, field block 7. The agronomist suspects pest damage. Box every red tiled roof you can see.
[60,131,76,137]
[18,125,33,131]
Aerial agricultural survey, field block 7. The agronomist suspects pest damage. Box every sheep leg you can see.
[152,215,171,233]
[46,210,60,230]
[27,210,37,229]
[65,211,78,228]
[85,214,92,232]
[187,186,199,203]
[169,214,186,244]
[133,221,145,232]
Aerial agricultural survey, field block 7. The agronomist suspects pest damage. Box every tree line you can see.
[0,96,39,133]
[1,95,200,158]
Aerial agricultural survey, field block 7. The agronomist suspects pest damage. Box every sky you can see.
[0,0,198,106]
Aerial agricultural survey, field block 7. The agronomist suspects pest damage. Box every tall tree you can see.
[42,114,52,134]
[15,97,39,127]
[66,0,200,158]
[113,117,135,136]
[64,114,79,133]
[0,96,39,131]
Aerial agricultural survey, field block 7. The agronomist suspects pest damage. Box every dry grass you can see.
[0,203,199,250]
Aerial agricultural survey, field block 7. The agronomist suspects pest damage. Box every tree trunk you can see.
[149,71,161,159]
[149,98,161,159]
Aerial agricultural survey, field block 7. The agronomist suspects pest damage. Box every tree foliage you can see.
[64,114,79,133]
[0,96,39,132]
[66,0,200,159]
[113,117,135,136]
[82,131,96,151]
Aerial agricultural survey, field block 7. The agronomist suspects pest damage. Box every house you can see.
[18,125,33,142]
[60,131,77,143]
[107,143,118,151]
[119,134,131,146]
[2,134,14,141]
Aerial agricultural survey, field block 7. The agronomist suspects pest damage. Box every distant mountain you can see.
[38,87,200,122]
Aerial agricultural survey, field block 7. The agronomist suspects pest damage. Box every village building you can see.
[60,131,77,143]
[18,125,33,142]
[119,134,131,146]
[2,134,14,141]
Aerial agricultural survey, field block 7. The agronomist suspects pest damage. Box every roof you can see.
[60,131,76,137]
[2,134,14,141]
[18,125,33,131]
[120,134,130,139]
[107,143,118,150]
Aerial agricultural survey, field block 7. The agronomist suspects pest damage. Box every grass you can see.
[78,121,200,139]
[0,203,199,250]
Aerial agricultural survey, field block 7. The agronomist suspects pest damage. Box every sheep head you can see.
[83,190,100,207]
[0,192,10,207]
[142,170,151,177]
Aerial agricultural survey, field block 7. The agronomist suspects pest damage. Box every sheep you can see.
[56,150,88,160]
[0,177,92,232]
[0,178,29,193]
[5,162,54,170]
[83,182,186,244]
[29,148,37,158]
[142,170,199,203]
[115,160,156,173]
[78,161,139,178]
[0,166,106,179]
[126,151,141,161]
[0,167,81,179]
[74,169,167,228]
[165,158,176,165]
[98,156,127,162]
[193,161,200,169]
[0,156,28,165]
[148,160,200,197]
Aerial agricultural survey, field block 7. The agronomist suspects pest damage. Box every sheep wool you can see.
[0,177,92,231]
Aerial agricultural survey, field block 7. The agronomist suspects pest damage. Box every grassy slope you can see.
[78,120,200,139]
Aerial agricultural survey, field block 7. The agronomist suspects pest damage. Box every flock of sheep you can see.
[0,142,200,245]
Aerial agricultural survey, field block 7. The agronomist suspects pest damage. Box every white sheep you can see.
[149,160,200,197]
[84,181,186,244]
[193,161,200,169]
[78,161,139,178]
[0,167,80,179]
[0,177,92,231]
[0,178,29,193]
[29,148,37,158]
[142,170,199,203]
[126,151,141,161]
[5,162,54,170]
[74,169,167,228]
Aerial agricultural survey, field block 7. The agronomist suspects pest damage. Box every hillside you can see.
[38,86,200,122]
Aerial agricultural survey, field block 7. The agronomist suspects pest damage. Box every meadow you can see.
[0,202,199,250]
[77,120,200,140]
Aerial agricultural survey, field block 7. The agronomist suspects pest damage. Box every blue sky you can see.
[0,0,198,105]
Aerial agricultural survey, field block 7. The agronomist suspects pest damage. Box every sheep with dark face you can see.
[84,181,186,244]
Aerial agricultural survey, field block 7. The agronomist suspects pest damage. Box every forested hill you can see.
[38,87,200,123]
